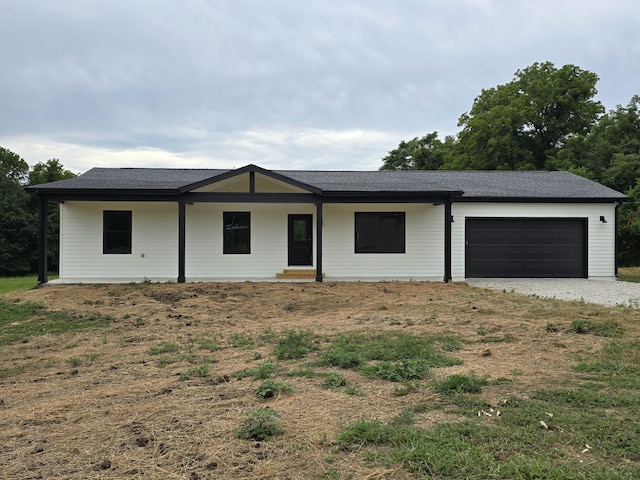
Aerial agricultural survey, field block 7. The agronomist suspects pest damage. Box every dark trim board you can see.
[465,217,588,278]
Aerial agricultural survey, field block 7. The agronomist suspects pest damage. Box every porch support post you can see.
[315,202,323,282]
[615,201,621,277]
[178,202,186,283]
[444,198,452,283]
[37,195,49,285]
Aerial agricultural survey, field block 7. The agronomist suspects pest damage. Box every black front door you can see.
[288,214,313,266]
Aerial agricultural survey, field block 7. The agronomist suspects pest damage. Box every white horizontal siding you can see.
[450,202,618,281]
[186,203,315,279]
[60,202,178,280]
[322,204,444,280]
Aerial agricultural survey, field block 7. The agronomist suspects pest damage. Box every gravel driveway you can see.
[467,278,640,308]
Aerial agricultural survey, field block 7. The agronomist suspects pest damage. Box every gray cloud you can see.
[1,0,639,171]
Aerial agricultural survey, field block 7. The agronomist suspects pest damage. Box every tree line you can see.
[380,62,640,265]
[0,148,76,275]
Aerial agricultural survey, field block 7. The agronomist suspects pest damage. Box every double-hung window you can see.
[103,210,132,254]
[355,212,405,253]
[223,212,251,254]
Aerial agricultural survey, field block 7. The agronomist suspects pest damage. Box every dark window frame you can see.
[103,210,132,254]
[223,211,251,254]
[355,212,406,254]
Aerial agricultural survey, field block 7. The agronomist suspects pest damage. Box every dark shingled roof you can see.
[28,166,627,200]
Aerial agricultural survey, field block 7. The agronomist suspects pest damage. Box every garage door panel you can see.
[466,218,586,278]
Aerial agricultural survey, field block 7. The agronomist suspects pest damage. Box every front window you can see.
[103,210,132,254]
[224,212,250,254]
[355,212,405,253]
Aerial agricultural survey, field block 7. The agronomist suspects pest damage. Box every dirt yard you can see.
[1,281,638,479]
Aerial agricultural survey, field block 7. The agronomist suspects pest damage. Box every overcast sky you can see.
[1,0,639,174]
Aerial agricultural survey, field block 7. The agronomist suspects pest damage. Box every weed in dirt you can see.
[570,318,624,337]
[254,378,293,398]
[235,360,279,380]
[0,300,111,345]
[284,367,317,378]
[236,407,283,441]
[65,353,98,367]
[149,341,214,368]
[195,336,218,352]
[392,384,417,397]
[345,385,364,396]
[229,332,255,349]
[66,357,82,367]
[273,329,319,360]
[322,371,347,388]
[148,341,180,355]
[179,364,210,381]
[361,358,430,382]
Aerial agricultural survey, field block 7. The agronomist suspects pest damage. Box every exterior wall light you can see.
[600,216,607,223]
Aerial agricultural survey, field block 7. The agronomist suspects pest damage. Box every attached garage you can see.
[465,218,587,278]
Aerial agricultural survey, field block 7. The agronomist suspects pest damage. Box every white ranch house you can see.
[27,164,627,284]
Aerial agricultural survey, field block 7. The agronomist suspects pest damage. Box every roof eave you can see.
[456,196,629,203]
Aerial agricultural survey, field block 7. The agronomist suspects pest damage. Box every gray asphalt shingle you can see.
[28,166,627,200]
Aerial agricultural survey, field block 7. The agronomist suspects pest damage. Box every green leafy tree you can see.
[619,179,640,266]
[379,132,456,171]
[0,148,37,275]
[448,62,603,170]
[28,158,76,186]
[28,159,78,272]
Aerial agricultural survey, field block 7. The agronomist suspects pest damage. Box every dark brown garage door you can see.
[465,218,587,278]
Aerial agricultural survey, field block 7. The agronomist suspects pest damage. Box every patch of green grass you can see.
[336,338,640,479]
[432,373,488,396]
[573,340,640,389]
[194,335,219,352]
[0,299,111,345]
[617,267,640,283]
[570,319,623,337]
[0,274,58,295]
[273,329,320,360]
[179,364,210,381]
[148,341,181,355]
[234,360,279,380]
[148,340,214,367]
[361,358,431,382]
[229,332,255,349]
[318,331,463,378]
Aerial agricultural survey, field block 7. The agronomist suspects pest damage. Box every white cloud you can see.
[1,0,639,171]
[1,127,408,173]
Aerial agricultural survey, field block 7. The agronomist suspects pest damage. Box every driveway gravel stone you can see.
[467,278,640,308]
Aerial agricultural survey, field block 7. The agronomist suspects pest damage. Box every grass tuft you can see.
[273,329,319,360]
[0,299,111,346]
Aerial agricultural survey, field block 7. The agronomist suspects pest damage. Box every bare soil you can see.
[1,281,638,479]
